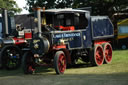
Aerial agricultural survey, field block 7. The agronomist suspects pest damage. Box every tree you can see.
[25,0,73,12]
[55,0,73,8]
[73,0,128,17]
[25,0,128,17]
[25,0,56,12]
[0,0,21,13]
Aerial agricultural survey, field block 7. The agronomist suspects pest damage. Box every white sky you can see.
[14,0,29,14]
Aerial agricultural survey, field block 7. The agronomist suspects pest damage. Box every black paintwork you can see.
[35,9,114,50]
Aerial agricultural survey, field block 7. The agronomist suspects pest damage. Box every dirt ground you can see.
[0,67,128,85]
[0,73,128,85]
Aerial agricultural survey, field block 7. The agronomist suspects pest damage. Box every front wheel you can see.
[22,52,35,74]
[54,51,66,75]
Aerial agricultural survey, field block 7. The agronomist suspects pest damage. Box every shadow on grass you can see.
[0,66,55,77]
[0,62,128,78]
[0,66,128,85]
[0,63,94,77]
[67,63,93,68]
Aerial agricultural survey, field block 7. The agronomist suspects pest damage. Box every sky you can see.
[14,0,29,14]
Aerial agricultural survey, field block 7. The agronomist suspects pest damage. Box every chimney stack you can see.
[2,9,9,38]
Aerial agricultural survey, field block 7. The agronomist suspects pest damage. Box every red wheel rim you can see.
[104,44,112,63]
[95,45,104,65]
[27,55,35,73]
[58,53,66,73]
[28,66,35,72]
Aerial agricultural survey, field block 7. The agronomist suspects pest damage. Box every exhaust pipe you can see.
[36,7,42,37]
[2,9,9,38]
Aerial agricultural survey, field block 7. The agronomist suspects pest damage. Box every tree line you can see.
[25,0,128,17]
[0,0,128,17]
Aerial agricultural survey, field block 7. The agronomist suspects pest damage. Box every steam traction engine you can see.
[22,8,114,74]
[0,9,32,69]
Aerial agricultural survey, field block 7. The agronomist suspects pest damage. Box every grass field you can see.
[0,50,128,75]
[0,50,128,85]
[64,50,128,75]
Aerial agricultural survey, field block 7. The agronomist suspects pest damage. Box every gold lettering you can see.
[33,40,40,43]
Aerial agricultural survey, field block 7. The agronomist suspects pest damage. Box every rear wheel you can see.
[103,43,112,64]
[90,44,104,66]
[54,51,66,75]
[0,45,21,70]
[22,52,35,74]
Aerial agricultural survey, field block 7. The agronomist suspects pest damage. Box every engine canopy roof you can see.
[41,8,90,14]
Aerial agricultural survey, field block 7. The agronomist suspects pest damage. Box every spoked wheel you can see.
[90,44,104,66]
[103,43,112,64]
[22,52,35,74]
[0,45,21,70]
[54,51,66,75]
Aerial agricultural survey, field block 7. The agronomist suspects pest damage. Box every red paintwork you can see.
[25,32,32,39]
[104,43,112,63]
[95,45,104,65]
[53,45,66,50]
[62,49,71,65]
[13,37,26,45]
[55,26,75,31]
[51,45,71,65]
[60,26,75,31]
[94,40,110,45]
[52,45,71,64]
[28,66,35,72]
[58,53,66,73]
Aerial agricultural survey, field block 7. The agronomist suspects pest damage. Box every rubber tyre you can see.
[0,45,21,70]
[54,51,66,75]
[22,52,35,74]
[102,43,112,64]
[90,44,104,66]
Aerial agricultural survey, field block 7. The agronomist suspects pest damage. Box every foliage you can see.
[0,0,22,14]
[25,0,55,12]
[73,0,128,17]
[25,0,73,12]
[25,0,128,17]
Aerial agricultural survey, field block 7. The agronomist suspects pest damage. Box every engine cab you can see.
[40,9,88,31]
[32,8,91,53]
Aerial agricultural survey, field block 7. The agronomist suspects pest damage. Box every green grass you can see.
[64,50,128,75]
[0,50,128,85]
[112,50,128,63]
[0,50,128,76]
